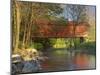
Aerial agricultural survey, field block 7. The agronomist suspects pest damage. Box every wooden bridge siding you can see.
[32,19,89,38]
[32,25,88,38]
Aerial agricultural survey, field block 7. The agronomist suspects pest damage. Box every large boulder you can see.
[22,60,41,73]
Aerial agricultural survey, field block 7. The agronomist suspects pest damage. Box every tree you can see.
[12,0,21,53]
[66,5,88,49]
[12,1,64,52]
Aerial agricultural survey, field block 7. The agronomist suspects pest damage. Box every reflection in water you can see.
[40,49,96,72]
[73,53,91,69]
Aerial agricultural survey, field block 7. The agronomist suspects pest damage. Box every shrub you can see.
[77,41,96,55]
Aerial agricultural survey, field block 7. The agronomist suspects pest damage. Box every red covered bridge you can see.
[32,19,89,38]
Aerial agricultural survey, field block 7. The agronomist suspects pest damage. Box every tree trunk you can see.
[24,3,33,48]
[22,23,27,48]
[73,23,77,49]
[14,1,21,53]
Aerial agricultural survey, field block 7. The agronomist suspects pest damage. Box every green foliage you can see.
[49,38,57,46]
[30,42,43,50]
[54,17,67,26]
[53,38,66,48]
[88,24,96,41]
[77,41,96,55]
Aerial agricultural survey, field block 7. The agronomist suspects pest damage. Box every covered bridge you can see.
[32,19,90,38]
